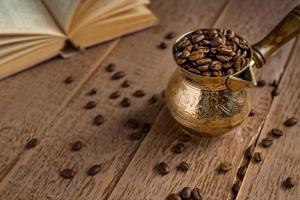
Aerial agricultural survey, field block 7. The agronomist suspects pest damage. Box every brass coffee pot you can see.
[165,5,300,136]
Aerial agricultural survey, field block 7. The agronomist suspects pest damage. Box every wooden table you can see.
[0,0,299,199]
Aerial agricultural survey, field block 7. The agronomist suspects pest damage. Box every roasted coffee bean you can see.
[271,88,280,97]
[165,32,176,39]
[177,38,190,48]
[111,71,125,80]
[261,138,273,147]
[210,61,222,71]
[133,90,146,97]
[257,80,267,87]
[189,50,204,61]
[219,162,232,172]
[180,187,192,199]
[270,80,278,88]
[249,109,256,117]
[176,58,186,65]
[94,114,104,125]
[234,56,243,71]
[181,50,191,58]
[157,162,170,175]
[86,88,97,96]
[242,50,248,58]
[202,39,211,45]
[216,54,232,62]
[211,37,223,46]
[71,141,82,151]
[129,132,142,140]
[226,30,235,38]
[212,70,223,77]
[60,168,76,179]
[270,128,283,137]
[126,119,140,129]
[218,46,235,56]
[109,91,121,99]
[226,68,235,75]
[121,80,131,88]
[172,143,185,154]
[120,98,131,107]
[158,42,167,49]
[141,122,152,133]
[198,46,210,53]
[237,165,247,178]
[185,45,193,51]
[202,71,212,76]
[232,179,241,194]
[177,161,190,172]
[192,188,203,200]
[105,63,116,72]
[178,134,192,142]
[284,117,298,127]
[253,152,262,163]
[283,177,296,189]
[64,76,74,84]
[84,101,97,109]
[197,64,210,72]
[223,62,233,69]
[166,194,181,200]
[245,144,255,159]
[149,94,159,104]
[87,164,101,176]
[187,68,201,75]
[25,138,38,149]
[192,34,205,43]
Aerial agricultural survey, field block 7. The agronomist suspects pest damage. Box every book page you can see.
[0,0,64,37]
[42,0,81,33]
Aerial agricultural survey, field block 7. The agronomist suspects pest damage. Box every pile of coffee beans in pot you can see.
[174,29,251,77]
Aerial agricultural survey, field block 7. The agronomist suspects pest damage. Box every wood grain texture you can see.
[236,38,300,200]
[108,0,299,199]
[0,41,116,182]
[0,0,228,199]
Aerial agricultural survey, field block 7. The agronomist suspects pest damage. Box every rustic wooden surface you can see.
[0,0,299,200]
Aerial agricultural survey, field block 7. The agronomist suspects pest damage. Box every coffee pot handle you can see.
[252,5,300,68]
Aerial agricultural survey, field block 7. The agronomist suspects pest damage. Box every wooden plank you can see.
[107,1,299,200]
[0,0,228,199]
[236,38,300,200]
[0,41,117,181]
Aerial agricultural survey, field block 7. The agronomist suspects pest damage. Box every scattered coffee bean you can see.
[157,162,170,175]
[245,144,255,159]
[121,80,131,88]
[177,162,190,172]
[269,80,278,88]
[87,164,101,176]
[141,122,152,133]
[219,161,232,172]
[60,168,76,179]
[149,94,159,104]
[257,80,266,87]
[283,177,296,189]
[84,101,97,109]
[86,88,97,96]
[64,76,74,84]
[94,114,104,125]
[111,71,125,80]
[192,188,203,200]
[133,90,146,97]
[105,63,116,72]
[237,165,247,179]
[178,134,192,142]
[174,29,250,76]
[25,138,38,149]
[71,141,82,151]
[270,128,283,137]
[165,32,176,39]
[249,109,256,117]
[232,179,241,194]
[261,138,273,147]
[109,91,121,99]
[172,143,185,154]
[158,42,167,49]
[120,98,131,107]
[129,132,143,140]
[166,193,181,200]
[271,88,280,97]
[180,187,192,199]
[284,117,298,127]
[126,118,140,129]
[253,152,262,163]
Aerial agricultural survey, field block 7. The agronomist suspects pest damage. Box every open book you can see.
[0,0,157,80]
